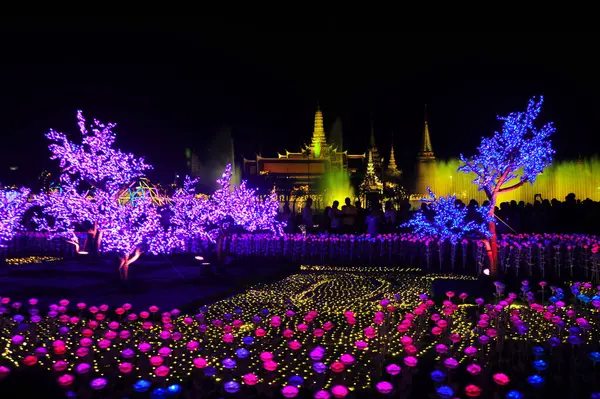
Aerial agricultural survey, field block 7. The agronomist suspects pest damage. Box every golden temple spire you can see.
[367,149,375,175]
[417,106,435,161]
[312,105,326,147]
[422,121,433,153]
[387,145,401,176]
[360,149,382,194]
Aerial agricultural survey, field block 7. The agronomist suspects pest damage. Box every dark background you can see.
[1,21,598,187]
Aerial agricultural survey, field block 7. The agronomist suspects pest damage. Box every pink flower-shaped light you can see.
[243,373,259,385]
[386,363,402,375]
[331,385,349,398]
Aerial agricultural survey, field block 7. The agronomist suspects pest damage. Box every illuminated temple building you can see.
[243,107,365,205]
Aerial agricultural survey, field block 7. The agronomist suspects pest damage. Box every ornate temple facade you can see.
[242,107,365,203]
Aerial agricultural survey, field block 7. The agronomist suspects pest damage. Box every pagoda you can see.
[242,106,365,206]
[360,150,383,194]
[386,144,402,177]
[413,114,437,198]
[417,119,435,162]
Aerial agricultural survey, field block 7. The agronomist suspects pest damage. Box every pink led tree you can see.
[36,111,158,279]
[0,187,32,249]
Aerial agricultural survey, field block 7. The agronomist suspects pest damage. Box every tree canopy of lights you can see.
[206,164,284,241]
[0,187,32,247]
[34,175,97,251]
[458,96,555,274]
[148,176,211,255]
[96,191,161,279]
[35,111,158,278]
[47,110,151,191]
[402,188,493,244]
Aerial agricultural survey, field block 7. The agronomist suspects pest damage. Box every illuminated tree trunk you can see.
[487,192,499,276]
[216,235,224,261]
[66,232,81,254]
[96,229,103,252]
[88,222,103,252]
[119,248,142,281]
[487,221,498,276]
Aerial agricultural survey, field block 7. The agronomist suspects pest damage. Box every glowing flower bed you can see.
[1,269,600,397]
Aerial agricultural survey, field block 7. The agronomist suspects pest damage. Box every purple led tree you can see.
[95,191,161,280]
[36,111,158,279]
[403,188,493,244]
[206,164,284,259]
[147,176,211,255]
[458,96,555,274]
[47,110,151,190]
[209,164,283,234]
[0,187,32,248]
[35,176,97,253]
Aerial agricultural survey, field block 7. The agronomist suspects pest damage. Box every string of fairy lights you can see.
[4,256,62,266]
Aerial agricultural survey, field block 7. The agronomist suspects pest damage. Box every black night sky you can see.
[1,22,599,187]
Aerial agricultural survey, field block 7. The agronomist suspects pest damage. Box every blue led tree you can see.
[403,188,493,244]
[458,96,555,274]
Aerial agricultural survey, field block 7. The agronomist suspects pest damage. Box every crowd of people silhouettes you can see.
[279,193,600,236]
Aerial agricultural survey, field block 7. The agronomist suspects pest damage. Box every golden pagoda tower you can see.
[311,106,326,157]
[414,110,436,197]
[417,119,435,161]
[367,149,375,175]
[360,150,382,194]
[386,145,401,177]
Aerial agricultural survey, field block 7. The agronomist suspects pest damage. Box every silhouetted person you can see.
[320,206,332,232]
[355,200,366,233]
[341,197,357,233]
[329,200,342,233]
[302,198,314,232]
[384,200,397,232]
[366,203,384,236]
